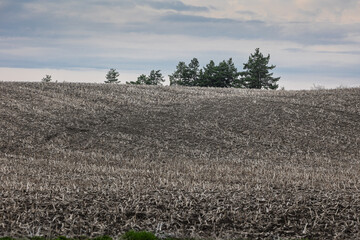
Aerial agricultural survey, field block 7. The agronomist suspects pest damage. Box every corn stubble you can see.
[0,82,359,240]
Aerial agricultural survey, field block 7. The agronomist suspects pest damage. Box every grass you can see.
[122,231,157,240]
[0,82,360,239]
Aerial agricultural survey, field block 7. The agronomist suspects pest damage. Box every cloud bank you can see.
[0,0,359,89]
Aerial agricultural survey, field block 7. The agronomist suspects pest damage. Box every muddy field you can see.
[0,82,360,239]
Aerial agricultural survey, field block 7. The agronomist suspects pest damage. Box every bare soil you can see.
[1,82,360,239]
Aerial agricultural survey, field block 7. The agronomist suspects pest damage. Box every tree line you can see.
[173,48,280,89]
[39,48,277,90]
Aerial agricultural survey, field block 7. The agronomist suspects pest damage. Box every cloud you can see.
[145,0,209,12]
[281,64,360,78]
[236,10,257,16]
[139,13,359,46]
[130,13,280,42]
[0,0,359,89]
[285,47,360,56]
[1,1,359,46]
[279,22,360,45]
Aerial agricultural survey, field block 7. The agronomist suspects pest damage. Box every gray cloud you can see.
[162,14,237,23]
[236,10,257,16]
[285,48,360,56]
[86,0,209,12]
[1,0,359,89]
[122,13,358,46]
[280,64,360,78]
[279,22,359,45]
[1,1,359,46]
[124,13,281,41]
[146,1,209,12]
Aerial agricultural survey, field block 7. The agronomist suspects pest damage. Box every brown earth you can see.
[0,82,360,239]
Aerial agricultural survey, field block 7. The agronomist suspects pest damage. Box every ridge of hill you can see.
[1,82,360,239]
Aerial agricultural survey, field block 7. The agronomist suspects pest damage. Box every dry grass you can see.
[0,82,360,240]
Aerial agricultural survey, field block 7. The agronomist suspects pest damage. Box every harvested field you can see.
[0,82,360,239]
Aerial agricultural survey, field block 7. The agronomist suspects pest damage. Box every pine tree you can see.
[169,61,189,86]
[127,70,164,85]
[199,60,217,87]
[169,58,199,86]
[198,58,240,88]
[41,75,52,83]
[241,48,280,89]
[188,58,200,86]
[105,68,120,83]
[217,58,240,88]
[147,70,165,85]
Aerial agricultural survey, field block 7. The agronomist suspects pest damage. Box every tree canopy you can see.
[127,70,165,85]
[169,49,279,89]
[169,58,200,86]
[241,48,280,89]
[114,48,280,89]
[105,68,120,83]
[41,75,52,83]
[169,58,241,88]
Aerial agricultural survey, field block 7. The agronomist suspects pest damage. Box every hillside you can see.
[1,82,360,239]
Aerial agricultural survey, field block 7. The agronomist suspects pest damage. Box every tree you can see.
[240,48,280,89]
[188,58,200,85]
[198,60,217,87]
[198,58,240,88]
[133,74,148,85]
[169,61,189,86]
[170,58,242,88]
[147,70,165,85]
[169,58,200,86]
[127,70,165,85]
[217,58,241,88]
[105,68,120,83]
[41,75,52,83]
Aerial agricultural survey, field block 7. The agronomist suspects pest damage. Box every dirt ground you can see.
[1,82,359,239]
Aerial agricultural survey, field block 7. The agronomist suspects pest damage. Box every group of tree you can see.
[126,70,165,85]
[104,48,280,89]
[169,58,242,88]
[169,48,280,89]
[104,69,165,86]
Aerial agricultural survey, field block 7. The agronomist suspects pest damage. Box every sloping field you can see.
[0,82,360,239]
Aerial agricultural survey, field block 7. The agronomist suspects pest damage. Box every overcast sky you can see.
[1,0,360,89]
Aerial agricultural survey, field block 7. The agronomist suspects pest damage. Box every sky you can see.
[1,0,360,89]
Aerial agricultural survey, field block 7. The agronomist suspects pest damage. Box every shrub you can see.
[122,230,158,240]
[0,237,15,240]
[41,75,52,83]
[92,236,113,240]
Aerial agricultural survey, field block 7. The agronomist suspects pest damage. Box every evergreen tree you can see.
[188,58,200,85]
[128,70,164,85]
[128,74,147,85]
[199,60,217,87]
[240,48,280,89]
[105,68,120,83]
[41,75,52,83]
[147,70,165,85]
[169,61,188,86]
[217,58,240,88]
[169,58,199,86]
[198,58,240,88]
